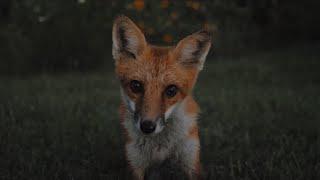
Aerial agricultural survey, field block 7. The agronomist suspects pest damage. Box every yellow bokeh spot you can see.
[161,0,169,9]
[134,0,145,11]
[191,2,200,10]
[163,34,173,43]
[170,12,178,20]
[186,1,200,10]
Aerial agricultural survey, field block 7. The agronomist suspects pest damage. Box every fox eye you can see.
[130,80,143,94]
[165,85,178,98]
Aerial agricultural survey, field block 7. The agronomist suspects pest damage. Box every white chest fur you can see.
[123,99,199,172]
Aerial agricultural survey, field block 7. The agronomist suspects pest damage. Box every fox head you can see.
[113,15,211,135]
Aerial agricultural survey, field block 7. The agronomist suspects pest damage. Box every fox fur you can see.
[112,15,211,180]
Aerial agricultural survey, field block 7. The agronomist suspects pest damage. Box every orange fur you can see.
[116,46,199,121]
[113,15,211,180]
[119,103,132,143]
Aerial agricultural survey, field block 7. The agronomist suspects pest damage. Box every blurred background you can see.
[1,0,319,74]
[0,0,319,179]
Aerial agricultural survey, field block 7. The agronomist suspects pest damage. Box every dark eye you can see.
[130,80,143,93]
[165,85,178,98]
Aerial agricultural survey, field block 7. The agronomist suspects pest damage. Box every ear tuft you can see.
[112,15,147,60]
[174,30,212,70]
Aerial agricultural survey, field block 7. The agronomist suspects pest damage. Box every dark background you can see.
[0,0,319,179]
[1,0,319,74]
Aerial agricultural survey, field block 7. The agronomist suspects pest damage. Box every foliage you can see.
[0,0,319,74]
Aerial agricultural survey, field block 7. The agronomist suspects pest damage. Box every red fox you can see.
[112,15,211,180]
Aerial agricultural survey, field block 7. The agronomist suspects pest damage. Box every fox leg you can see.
[182,127,202,180]
[185,147,202,180]
[125,143,147,180]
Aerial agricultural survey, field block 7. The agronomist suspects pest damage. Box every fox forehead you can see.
[116,45,198,91]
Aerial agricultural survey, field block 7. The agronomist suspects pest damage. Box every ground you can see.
[0,46,319,179]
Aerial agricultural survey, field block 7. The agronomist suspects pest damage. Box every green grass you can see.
[0,46,320,180]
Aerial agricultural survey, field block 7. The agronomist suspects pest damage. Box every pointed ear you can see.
[112,15,147,60]
[173,30,211,70]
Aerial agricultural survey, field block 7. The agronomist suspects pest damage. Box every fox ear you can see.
[112,15,147,60]
[173,30,211,70]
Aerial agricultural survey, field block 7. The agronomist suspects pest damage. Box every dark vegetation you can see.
[1,46,319,179]
[0,0,319,179]
[0,0,319,74]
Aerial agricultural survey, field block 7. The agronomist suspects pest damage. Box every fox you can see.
[112,15,211,180]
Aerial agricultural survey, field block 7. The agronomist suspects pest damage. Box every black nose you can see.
[140,120,156,134]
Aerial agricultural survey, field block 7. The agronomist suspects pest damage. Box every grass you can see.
[0,46,320,180]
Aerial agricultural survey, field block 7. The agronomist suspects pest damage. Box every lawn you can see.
[0,46,319,180]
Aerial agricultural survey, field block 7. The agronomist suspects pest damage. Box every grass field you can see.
[0,46,320,180]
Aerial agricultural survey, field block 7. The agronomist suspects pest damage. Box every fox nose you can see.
[140,120,156,134]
